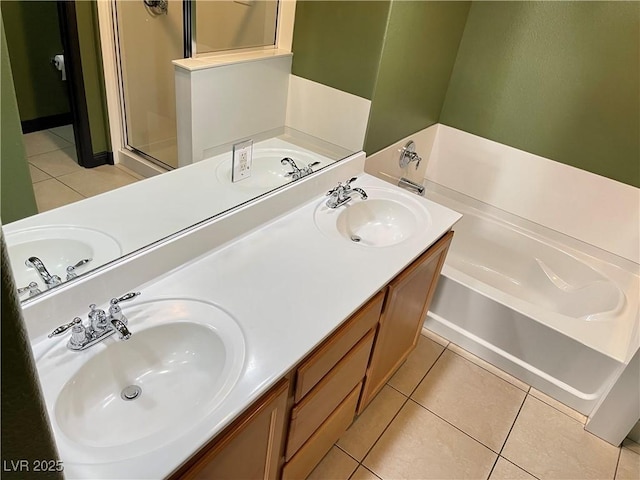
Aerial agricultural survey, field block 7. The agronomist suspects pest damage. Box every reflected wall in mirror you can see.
[1,0,363,303]
[195,0,278,54]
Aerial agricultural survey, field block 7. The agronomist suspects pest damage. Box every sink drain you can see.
[121,385,142,401]
[350,235,362,243]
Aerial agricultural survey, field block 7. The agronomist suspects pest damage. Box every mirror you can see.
[1,0,357,303]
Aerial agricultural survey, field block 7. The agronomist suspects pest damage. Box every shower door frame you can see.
[96,0,296,175]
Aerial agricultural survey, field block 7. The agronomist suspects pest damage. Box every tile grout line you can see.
[337,335,449,475]
[497,393,527,455]
[446,345,530,393]
[357,394,410,475]
[527,392,589,426]
[612,446,622,480]
[446,341,591,427]
[407,397,504,455]
[51,178,89,200]
[493,393,543,480]
[47,128,75,146]
[485,455,500,480]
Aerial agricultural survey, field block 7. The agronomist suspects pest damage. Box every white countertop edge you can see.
[173,49,293,71]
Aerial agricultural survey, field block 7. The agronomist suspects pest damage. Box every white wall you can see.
[174,53,291,167]
[426,125,640,265]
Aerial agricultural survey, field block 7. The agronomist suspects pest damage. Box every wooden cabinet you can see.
[282,292,383,479]
[171,230,453,479]
[359,231,453,412]
[171,379,289,480]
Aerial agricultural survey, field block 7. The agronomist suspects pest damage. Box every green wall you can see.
[1,17,38,224]
[291,1,391,100]
[76,0,111,153]
[0,1,70,122]
[440,1,640,188]
[365,1,470,154]
[291,0,470,155]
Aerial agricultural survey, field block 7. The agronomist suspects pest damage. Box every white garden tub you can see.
[424,182,639,415]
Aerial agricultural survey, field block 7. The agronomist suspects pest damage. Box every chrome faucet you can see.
[65,258,92,280]
[399,140,422,169]
[282,157,321,180]
[48,292,140,351]
[17,281,41,298]
[25,257,61,289]
[398,177,426,196]
[326,177,368,208]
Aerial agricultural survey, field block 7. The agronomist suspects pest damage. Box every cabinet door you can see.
[174,379,289,480]
[359,231,453,412]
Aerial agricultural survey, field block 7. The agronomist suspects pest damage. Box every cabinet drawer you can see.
[295,291,383,402]
[286,330,374,459]
[282,383,361,480]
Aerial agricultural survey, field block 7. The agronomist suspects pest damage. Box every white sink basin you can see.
[216,147,331,189]
[35,299,246,463]
[5,226,122,289]
[314,187,432,247]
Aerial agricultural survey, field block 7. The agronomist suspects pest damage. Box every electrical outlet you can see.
[231,139,253,182]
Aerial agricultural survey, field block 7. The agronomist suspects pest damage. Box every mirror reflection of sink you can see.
[35,299,246,463]
[314,187,432,247]
[5,226,122,290]
[216,147,331,189]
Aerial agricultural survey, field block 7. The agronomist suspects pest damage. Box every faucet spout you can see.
[111,319,131,340]
[351,187,368,200]
[25,256,61,288]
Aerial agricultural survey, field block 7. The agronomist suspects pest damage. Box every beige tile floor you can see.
[23,126,143,213]
[310,331,640,480]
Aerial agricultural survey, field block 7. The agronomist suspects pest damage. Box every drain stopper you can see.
[121,385,142,401]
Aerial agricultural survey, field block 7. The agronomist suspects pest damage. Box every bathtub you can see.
[423,182,640,415]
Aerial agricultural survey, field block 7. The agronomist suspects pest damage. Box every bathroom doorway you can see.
[1,1,111,170]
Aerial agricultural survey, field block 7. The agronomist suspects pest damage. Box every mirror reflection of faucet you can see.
[18,257,92,297]
[65,258,93,280]
[25,257,61,288]
[17,281,41,298]
[48,292,141,351]
[281,157,321,181]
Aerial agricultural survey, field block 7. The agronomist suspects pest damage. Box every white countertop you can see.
[28,172,461,479]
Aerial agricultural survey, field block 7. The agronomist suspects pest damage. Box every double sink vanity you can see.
[14,146,461,478]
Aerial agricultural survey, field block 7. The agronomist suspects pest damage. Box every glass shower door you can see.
[115,0,183,169]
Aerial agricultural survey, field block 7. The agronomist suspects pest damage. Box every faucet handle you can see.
[326,183,343,196]
[110,292,141,304]
[49,317,83,338]
[69,319,87,350]
[17,282,41,297]
[344,177,358,188]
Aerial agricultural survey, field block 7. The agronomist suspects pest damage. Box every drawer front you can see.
[295,291,383,402]
[286,330,374,459]
[282,383,361,480]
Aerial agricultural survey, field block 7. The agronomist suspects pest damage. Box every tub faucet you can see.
[25,256,61,289]
[48,292,140,351]
[398,177,426,196]
[326,177,368,208]
[399,140,422,170]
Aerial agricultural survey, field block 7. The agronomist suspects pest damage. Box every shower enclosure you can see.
[114,0,278,169]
